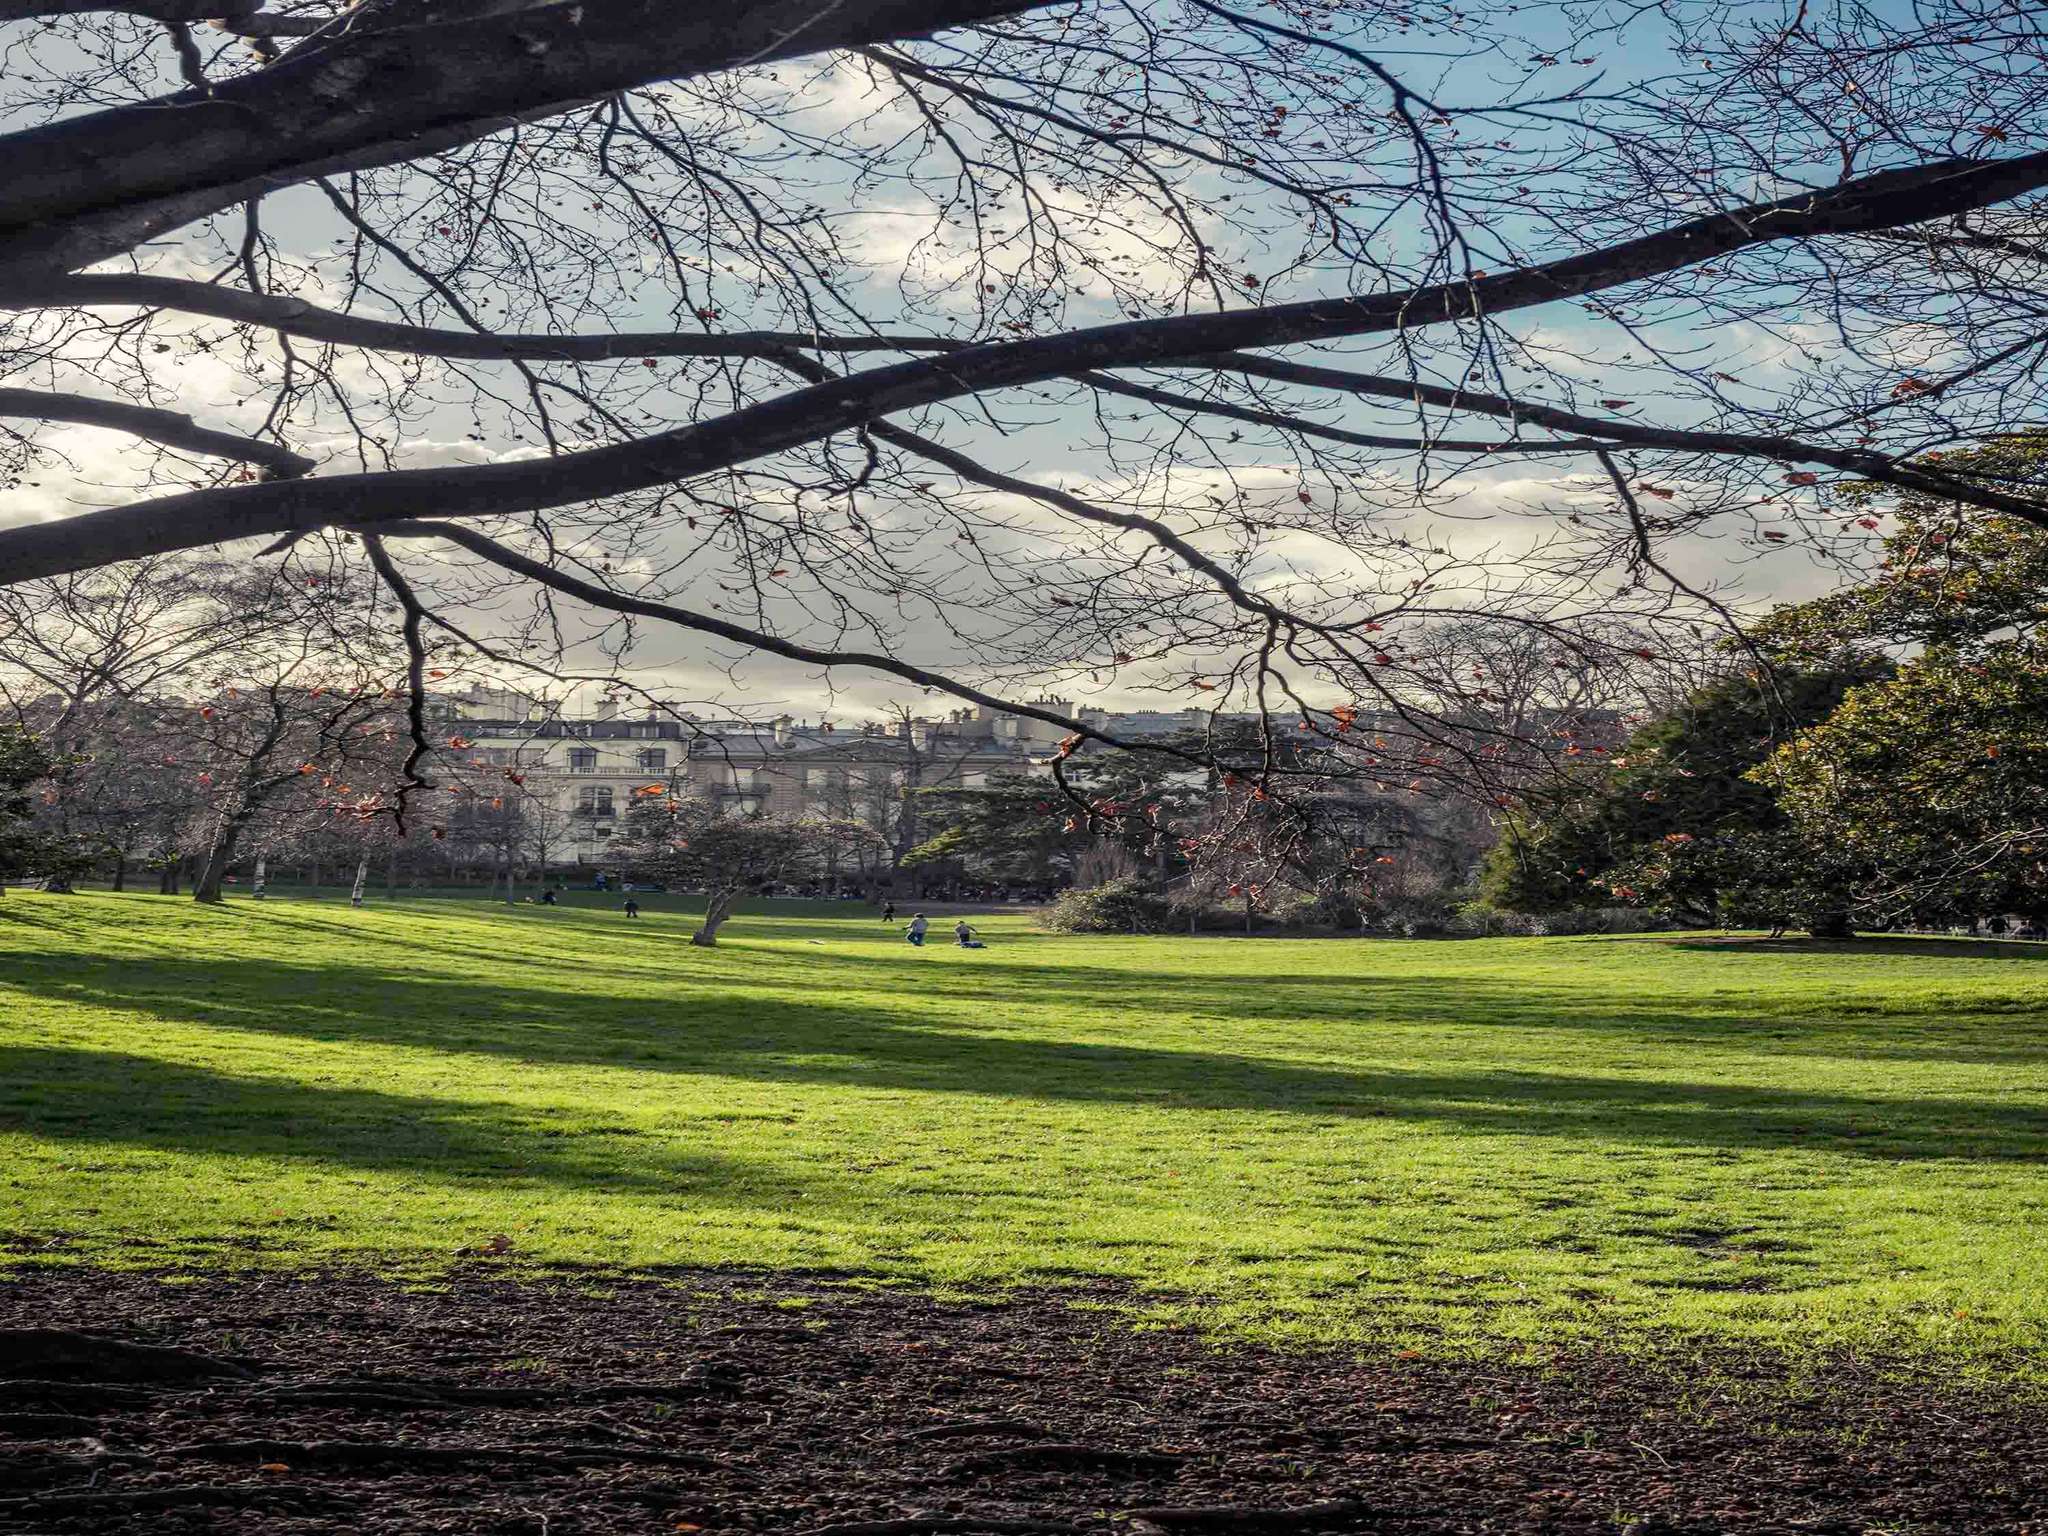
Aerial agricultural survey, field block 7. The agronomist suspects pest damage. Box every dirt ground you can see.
[1,1267,2042,1534]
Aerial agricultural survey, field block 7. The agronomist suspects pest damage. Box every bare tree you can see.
[0,554,414,891]
[0,0,2044,818]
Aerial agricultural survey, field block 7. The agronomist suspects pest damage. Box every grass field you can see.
[3,891,2046,1374]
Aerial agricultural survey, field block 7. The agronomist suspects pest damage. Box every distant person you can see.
[623,897,640,919]
[594,872,609,892]
[882,899,896,924]
[906,913,928,946]
[954,919,985,950]
[540,889,557,907]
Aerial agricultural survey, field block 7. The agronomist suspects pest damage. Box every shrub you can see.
[1451,902,1669,937]
[1042,876,1172,933]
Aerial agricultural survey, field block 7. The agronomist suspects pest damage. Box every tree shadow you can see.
[7,947,2045,1166]
[749,939,2048,1069]
[1657,936,2048,962]
[0,1044,858,1208]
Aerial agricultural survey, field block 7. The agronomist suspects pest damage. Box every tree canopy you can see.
[1759,644,2048,922]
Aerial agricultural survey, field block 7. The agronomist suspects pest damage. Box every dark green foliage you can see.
[1748,433,2048,658]
[0,727,71,889]
[1481,664,1884,931]
[1760,643,2048,921]
[1739,436,2048,922]
[903,772,1085,883]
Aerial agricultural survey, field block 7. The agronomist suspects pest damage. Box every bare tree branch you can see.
[0,0,1064,283]
[0,387,314,478]
[5,152,2046,584]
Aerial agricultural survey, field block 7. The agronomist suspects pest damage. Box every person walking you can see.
[906,913,928,946]
[623,896,640,919]
[882,899,896,924]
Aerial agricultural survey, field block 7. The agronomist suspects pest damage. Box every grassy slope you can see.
[2,892,2045,1371]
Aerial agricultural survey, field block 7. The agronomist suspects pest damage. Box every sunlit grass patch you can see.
[2,891,2044,1375]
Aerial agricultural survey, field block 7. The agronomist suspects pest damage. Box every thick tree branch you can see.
[361,532,436,834]
[0,387,314,478]
[15,274,953,361]
[0,0,1062,282]
[0,1,256,19]
[5,153,2048,583]
[19,276,1592,456]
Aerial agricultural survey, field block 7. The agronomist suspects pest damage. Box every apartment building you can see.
[428,687,1060,865]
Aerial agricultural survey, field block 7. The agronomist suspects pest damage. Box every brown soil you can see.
[1,1267,2042,1534]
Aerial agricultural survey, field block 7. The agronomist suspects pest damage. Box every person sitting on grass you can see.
[954,919,985,950]
[623,897,640,919]
[906,913,928,946]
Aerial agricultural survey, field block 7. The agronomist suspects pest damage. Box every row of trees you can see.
[0,554,606,901]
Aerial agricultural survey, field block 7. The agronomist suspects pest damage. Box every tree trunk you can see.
[691,890,734,947]
[384,849,397,897]
[350,857,370,907]
[193,831,237,904]
[110,852,126,892]
[251,856,267,900]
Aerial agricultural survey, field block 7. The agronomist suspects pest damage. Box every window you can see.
[567,747,598,772]
[577,786,614,817]
[637,748,667,771]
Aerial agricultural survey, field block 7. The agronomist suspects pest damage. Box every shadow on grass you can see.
[0,1044,857,1208]
[1657,936,2048,963]
[7,943,2045,1167]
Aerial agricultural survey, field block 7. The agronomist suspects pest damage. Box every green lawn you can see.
[3,892,2046,1375]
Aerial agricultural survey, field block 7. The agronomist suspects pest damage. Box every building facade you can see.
[427,687,1066,868]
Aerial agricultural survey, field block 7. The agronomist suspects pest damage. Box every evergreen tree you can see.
[1481,664,1884,934]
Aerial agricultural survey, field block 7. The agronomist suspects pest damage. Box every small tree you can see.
[613,795,875,947]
